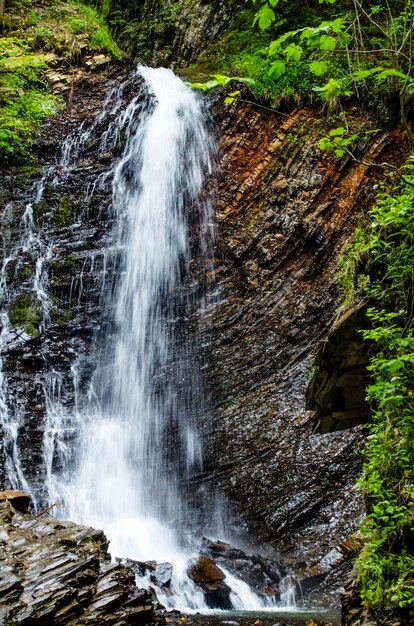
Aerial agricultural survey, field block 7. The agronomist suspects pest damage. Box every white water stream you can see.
[0,67,296,612]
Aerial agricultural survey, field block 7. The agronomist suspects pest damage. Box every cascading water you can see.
[0,66,295,613]
[56,67,212,567]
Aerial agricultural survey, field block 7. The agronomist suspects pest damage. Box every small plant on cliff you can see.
[0,37,61,161]
[0,0,121,162]
[341,160,414,619]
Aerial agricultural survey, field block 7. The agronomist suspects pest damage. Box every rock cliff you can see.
[0,491,159,625]
[202,97,408,568]
[0,64,409,610]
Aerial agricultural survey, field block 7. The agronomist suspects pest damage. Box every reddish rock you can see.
[187,556,226,584]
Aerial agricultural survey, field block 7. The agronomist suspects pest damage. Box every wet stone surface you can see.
[185,611,340,626]
[0,494,160,625]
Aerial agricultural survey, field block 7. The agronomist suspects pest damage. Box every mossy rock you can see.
[8,292,41,336]
[50,254,77,276]
[32,200,52,225]
[50,308,72,326]
[54,195,73,227]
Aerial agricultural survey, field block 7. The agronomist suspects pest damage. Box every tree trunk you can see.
[0,0,5,15]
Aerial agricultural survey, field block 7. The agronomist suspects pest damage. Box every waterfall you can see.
[56,67,213,565]
[0,66,292,613]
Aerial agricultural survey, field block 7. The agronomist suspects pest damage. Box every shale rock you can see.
[187,556,232,609]
[0,497,159,625]
[200,538,282,597]
[0,489,31,513]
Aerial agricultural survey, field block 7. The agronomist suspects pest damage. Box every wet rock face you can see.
[107,0,243,67]
[203,100,408,565]
[200,538,282,598]
[306,304,373,433]
[0,70,146,500]
[0,495,157,625]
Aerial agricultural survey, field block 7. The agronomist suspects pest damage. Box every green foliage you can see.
[341,161,414,617]
[187,0,412,119]
[0,0,121,162]
[0,37,62,161]
[318,126,358,157]
[67,1,122,57]
[190,74,254,93]
[8,292,41,336]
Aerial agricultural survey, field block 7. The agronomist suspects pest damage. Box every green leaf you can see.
[269,59,286,77]
[284,43,303,62]
[383,359,405,373]
[329,126,346,136]
[224,90,240,105]
[190,81,211,91]
[377,69,409,80]
[309,60,328,76]
[354,68,383,81]
[337,31,352,46]
[210,74,232,86]
[253,4,276,30]
[331,18,346,34]
[319,35,337,51]
[319,137,332,151]
[268,39,282,56]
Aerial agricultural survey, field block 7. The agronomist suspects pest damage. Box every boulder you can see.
[150,562,173,588]
[187,555,226,584]
[0,490,31,513]
[187,556,232,609]
[200,538,281,598]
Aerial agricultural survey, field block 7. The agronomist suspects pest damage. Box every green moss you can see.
[8,291,41,336]
[0,37,62,161]
[16,264,33,280]
[0,0,122,163]
[54,196,72,227]
[50,307,72,325]
[51,253,77,276]
[57,310,71,325]
[32,200,51,224]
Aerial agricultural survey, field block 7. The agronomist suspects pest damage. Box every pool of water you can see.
[178,608,341,626]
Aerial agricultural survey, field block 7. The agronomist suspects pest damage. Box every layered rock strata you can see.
[0,491,159,625]
[204,98,408,567]
[0,68,409,605]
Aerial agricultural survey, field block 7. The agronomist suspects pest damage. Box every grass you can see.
[0,0,122,163]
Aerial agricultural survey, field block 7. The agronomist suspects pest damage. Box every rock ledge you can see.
[0,491,161,626]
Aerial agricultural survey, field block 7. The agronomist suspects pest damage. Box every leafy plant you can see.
[341,160,414,618]
[0,0,122,162]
